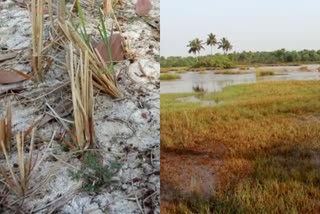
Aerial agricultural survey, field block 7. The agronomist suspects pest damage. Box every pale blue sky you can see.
[161,0,320,56]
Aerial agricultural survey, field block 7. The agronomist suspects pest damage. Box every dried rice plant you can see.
[0,130,56,197]
[58,21,121,98]
[31,0,44,81]
[66,43,95,150]
[0,132,34,196]
[0,105,12,153]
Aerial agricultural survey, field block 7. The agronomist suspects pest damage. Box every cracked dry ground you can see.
[0,0,160,213]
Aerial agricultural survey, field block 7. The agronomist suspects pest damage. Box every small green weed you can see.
[69,151,121,192]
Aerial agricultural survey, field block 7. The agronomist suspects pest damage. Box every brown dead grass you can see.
[161,81,320,213]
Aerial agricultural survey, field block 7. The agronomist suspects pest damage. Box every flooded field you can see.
[161,65,320,93]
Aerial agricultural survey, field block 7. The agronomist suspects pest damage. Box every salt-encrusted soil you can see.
[0,0,159,213]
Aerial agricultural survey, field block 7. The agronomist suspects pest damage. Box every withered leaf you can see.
[135,0,152,16]
[95,34,125,64]
[0,70,30,84]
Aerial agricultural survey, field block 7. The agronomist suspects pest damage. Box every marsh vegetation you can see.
[160,73,181,80]
[161,81,320,213]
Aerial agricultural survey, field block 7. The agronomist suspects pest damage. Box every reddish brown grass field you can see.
[161,81,320,213]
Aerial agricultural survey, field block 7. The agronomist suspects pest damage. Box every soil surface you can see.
[0,0,159,213]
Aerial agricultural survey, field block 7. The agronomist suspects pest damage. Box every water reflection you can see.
[161,70,320,94]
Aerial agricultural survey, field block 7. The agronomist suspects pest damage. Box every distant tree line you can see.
[161,49,320,68]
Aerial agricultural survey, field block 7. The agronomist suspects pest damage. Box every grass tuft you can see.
[255,69,275,76]
[161,67,189,73]
[160,73,180,81]
[0,132,33,197]
[299,66,310,72]
[215,70,250,75]
[58,21,121,97]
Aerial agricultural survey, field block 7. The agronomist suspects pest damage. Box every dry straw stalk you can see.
[31,0,44,80]
[67,43,95,150]
[103,0,113,15]
[58,0,66,23]
[0,129,57,197]
[0,131,34,196]
[0,105,12,153]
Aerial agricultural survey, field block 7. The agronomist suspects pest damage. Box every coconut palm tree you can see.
[218,37,232,54]
[206,33,217,55]
[187,40,197,56]
[187,38,204,58]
